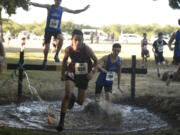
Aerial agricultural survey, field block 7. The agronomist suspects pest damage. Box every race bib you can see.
[106,71,115,81]
[143,45,147,50]
[75,63,88,75]
[49,19,59,29]
[158,46,163,52]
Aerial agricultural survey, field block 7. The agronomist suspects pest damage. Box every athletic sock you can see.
[42,59,47,69]
[60,112,65,124]
[57,112,66,131]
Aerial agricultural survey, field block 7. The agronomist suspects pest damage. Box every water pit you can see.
[0,99,169,133]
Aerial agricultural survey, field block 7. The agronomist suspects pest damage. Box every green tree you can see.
[23,21,45,35]
[101,23,178,39]
[61,20,95,34]
[3,19,24,36]
[1,0,29,15]
[0,0,30,38]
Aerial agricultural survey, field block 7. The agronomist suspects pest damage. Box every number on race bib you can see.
[106,71,115,81]
[158,46,163,52]
[49,19,59,29]
[75,63,88,75]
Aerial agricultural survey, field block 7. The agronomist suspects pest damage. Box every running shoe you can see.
[54,55,60,62]
[56,122,64,132]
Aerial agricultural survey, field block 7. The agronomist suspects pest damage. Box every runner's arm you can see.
[85,46,97,80]
[168,32,175,51]
[152,43,158,56]
[29,1,50,9]
[61,47,69,81]
[163,40,168,45]
[152,41,156,53]
[62,5,90,14]
[97,56,108,73]
[88,47,98,73]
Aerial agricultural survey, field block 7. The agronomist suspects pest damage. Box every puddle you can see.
[0,99,169,133]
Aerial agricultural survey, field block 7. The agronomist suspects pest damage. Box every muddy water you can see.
[0,99,169,133]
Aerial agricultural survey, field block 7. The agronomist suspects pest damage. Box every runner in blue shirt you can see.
[168,18,180,65]
[165,19,180,85]
[29,0,90,69]
[95,43,123,102]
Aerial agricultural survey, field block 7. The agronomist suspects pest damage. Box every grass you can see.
[1,49,180,103]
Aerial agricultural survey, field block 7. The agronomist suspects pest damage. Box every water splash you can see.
[0,100,169,133]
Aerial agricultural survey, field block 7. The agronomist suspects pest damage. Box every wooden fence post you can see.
[131,55,136,100]
[18,51,24,101]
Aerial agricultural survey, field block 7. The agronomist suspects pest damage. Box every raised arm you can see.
[29,1,50,9]
[62,5,90,14]
[168,32,176,51]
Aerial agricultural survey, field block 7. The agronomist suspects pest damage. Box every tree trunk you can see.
[0,7,3,41]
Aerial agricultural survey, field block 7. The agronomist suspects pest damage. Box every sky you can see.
[2,0,180,27]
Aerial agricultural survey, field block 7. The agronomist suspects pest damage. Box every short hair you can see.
[158,32,163,36]
[112,43,121,49]
[143,33,146,36]
[72,29,83,38]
